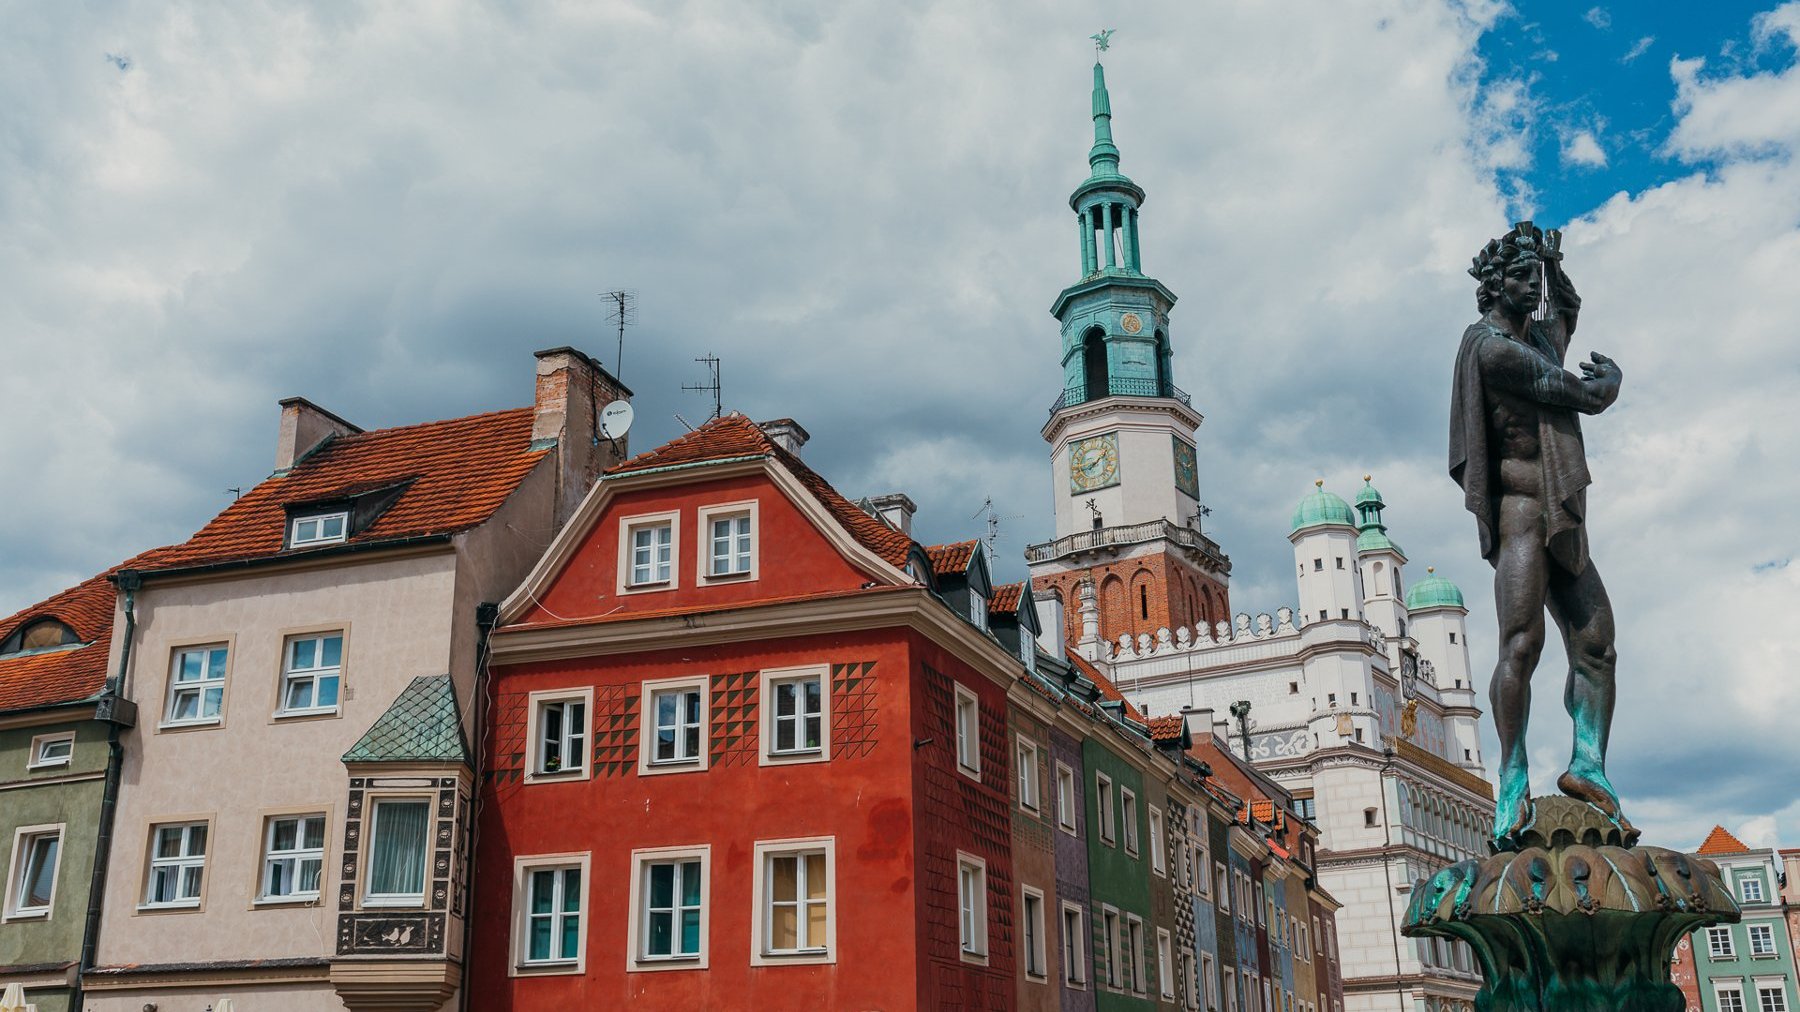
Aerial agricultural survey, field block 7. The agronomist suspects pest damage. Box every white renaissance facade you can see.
[1079,477,1494,1012]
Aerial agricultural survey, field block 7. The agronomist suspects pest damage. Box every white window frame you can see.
[1202,952,1218,1011]
[625,844,709,971]
[750,836,836,966]
[638,676,710,775]
[1021,884,1048,980]
[1149,805,1166,875]
[1102,905,1123,987]
[1016,735,1042,813]
[257,813,326,903]
[1127,914,1148,994]
[26,732,74,770]
[1750,922,1778,957]
[510,851,590,976]
[1056,761,1078,834]
[524,687,593,782]
[696,500,758,582]
[1216,862,1230,907]
[953,682,981,779]
[161,642,230,728]
[1717,983,1748,1012]
[1061,901,1088,987]
[362,796,432,908]
[1122,787,1140,856]
[289,510,348,548]
[617,509,681,593]
[277,631,344,716]
[957,851,989,964]
[140,820,209,910]
[1710,925,1738,959]
[1758,981,1790,1012]
[1224,966,1238,1012]
[1158,926,1175,998]
[1741,873,1767,903]
[1097,772,1116,845]
[759,666,830,766]
[4,824,64,921]
[969,591,988,630]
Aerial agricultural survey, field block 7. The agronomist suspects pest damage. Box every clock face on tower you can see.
[1069,433,1121,493]
[1172,435,1199,500]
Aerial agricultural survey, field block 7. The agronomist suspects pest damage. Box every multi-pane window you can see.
[1148,807,1165,873]
[1122,789,1140,855]
[536,698,586,775]
[1056,764,1077,832]
[708,513,752,576]
[641,859,702,960]
[1125,914,1146,992]
[1103,908,1123,986]
[1062,903,1088,984]
[1710,925,1737,959]
[957,855,987,958]
[525,864,583,965]
[9,829,61,916]
[1719,988,1747,1012]
[1021,888,1046,978]
[630,522,674,586]
[651,686,704,765]
[260,815,325,900]
[1761,985,1789,1012]
[1742,875,1767,903]
[954,685,980,775]
[164,645,228,724]
[280,633,342,713]
[1097,773,1116,844]
[762,846,830,956]
[1158,927,1175,997]
[770,674,823,755]
[365,799,429,904]
[27,733,72,769]
[1016,737,1041,812]
[144,822,207,906]
[290,511,347,547]
[1751,923,1778,956]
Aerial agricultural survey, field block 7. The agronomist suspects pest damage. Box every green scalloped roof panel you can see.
[1357,527,1405,555]
[1291,487,1356,533]
[1406,572,1466,610]
[342,673,469,765]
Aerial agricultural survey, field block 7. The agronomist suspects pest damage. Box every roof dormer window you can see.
[289,511,348,548]
[0,618,79,657]
[969,592,987,631]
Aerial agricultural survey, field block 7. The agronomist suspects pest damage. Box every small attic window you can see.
[1,618,79,656]
[290,511,349,548]
[968,592,988,631]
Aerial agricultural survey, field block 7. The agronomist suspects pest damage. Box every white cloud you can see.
[1585,6,1613,30]
[1561,128,1609,167]
[1622,35,1655,63]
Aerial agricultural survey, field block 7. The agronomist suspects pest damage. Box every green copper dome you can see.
[1353,475,1403,556]
[1354,476,1383,508]
[1290,481,1356,534]
[1357,527,1405,555]
[1406,567,1466,610]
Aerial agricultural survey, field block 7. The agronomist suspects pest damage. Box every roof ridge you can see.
[327,405,535,445]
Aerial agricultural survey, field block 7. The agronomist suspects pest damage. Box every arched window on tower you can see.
[1082,327,1108,402]
[1154,330,1172,397]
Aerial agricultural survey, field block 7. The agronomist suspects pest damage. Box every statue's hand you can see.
[1580,351,1620,383]
[1543,228,1565,262]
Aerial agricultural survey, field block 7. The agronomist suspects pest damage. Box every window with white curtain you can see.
[260,815,325,901]
[143,822,207,907]
[365,799,430,905]
[754,840,833,962]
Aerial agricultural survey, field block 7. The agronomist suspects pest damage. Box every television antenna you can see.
[601,290,636,383]
[681,355,722,421]
[971,497,1023,565]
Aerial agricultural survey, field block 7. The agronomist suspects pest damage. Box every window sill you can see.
[959,947,990,967]
[639,759,706,777]
[754,947,833,966]
[1058,822,1078,837]
[254,895,322,907]
[956,762,981,782]
[157,719,223,733]
[136,902,201,914]
[2,909,49,922]
[273,708,340,722]
[622,580,675,595]
[362,896,425,908]
[631,954,705,971]
[702,570,754,582]
[26,760,72,771]
[514,959,584,977]
[761,748,828,767]
[524,768,588,784]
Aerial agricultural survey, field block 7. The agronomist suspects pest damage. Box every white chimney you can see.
[1182,706,1218,744]
[1033,590,1065,658]
[276,397,361,473]
[866,493,917,536]
[758,418,810,457]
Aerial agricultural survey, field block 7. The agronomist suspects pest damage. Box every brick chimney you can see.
[758,418,810,457]
[533,347,632,524]
[276,398,362,473]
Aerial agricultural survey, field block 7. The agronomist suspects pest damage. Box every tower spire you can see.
[1089,61,1121,178]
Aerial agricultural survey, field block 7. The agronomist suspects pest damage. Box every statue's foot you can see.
[1558,767,1637,840]
[1491,786,1533,850]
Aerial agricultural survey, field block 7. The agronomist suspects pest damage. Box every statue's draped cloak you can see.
[1449,314,1592,575]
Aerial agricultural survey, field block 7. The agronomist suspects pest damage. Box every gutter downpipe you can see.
[457,602,500,1012]
[75,570,141,1009]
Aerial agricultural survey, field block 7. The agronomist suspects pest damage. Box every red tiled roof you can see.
[926,541,979,576]
[1065,650,1146,724]
[133,408,549,573]
[989,582,1025,615]
[607,414,915,569]
[1148,714,1185,743]
[0,570,118,711]
[1697,825,1752,855]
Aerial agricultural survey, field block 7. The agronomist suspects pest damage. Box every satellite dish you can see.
[600,400,634,440]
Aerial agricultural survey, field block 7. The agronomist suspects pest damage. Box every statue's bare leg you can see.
[1547,557,1632,834]
[1489,493,1549,846]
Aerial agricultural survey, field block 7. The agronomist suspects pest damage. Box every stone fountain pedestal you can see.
[1402,797,1739,1012]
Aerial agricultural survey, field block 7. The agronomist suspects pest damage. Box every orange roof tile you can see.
[1064,650,1146,724]
[1148,714,1186,743]
[989,582,1025,615]
[1697,825,1752,855]
[133,408,549,574]
[608,414,915,569]
[926,541,979,576]
[0,570,118,711]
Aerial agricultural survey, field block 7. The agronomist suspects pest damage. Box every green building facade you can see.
[1084,735,1157,1009]
[1688,837,1797,1012]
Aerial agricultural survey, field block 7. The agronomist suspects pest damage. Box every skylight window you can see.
[0,618,79,656]
[290,511,348,548]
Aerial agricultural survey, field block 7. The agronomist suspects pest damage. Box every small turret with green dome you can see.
[1406,566,1466,611]
[1290,479,1356,535]
[1352,475,1405,556]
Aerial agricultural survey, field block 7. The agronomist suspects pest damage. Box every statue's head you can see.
[1470,220,1558,315]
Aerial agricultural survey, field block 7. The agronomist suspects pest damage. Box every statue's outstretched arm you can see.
[1477,333,1620,415]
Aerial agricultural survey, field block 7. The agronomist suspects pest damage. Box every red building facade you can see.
[467,415,1023,1009]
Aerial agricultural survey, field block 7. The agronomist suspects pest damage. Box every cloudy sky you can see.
[5,0,1797,849]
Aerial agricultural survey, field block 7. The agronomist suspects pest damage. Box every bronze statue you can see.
[1449,221,1630,847]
